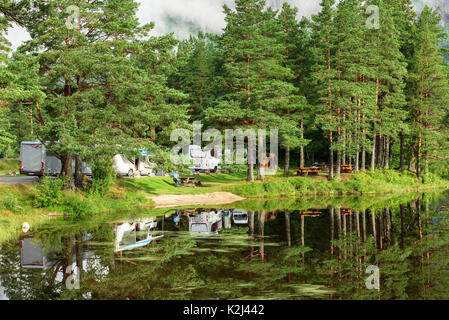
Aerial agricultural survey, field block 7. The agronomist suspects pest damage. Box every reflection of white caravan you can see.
[189,212,223,236]
[233,209,249,225]
[188,145,221,173]
[114,220,162,252]
[20,141,92,176]
[20,237,58,269]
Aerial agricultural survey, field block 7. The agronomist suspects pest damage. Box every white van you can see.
[112,154,136,177]
[20,141,92,176]
[188,145,221,173]
[232,209,249,225]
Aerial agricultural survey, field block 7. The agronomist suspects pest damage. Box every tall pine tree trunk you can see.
[61,153,74,190]
[400,132,405,171]
[300,118,305,168]
[284,146,290,174]
[257,134,265,181]
[371,133,376,172]
[329,131,334,180]
[74,155,83,188]
[384,136,389,169]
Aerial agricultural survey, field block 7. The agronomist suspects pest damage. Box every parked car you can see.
[112,154,136,177]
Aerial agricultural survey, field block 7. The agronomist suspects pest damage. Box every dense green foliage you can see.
[0,0,448,193]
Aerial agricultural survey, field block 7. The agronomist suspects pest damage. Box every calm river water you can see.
[1,191,449,300]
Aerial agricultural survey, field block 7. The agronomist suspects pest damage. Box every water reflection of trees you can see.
[1,193,449,300]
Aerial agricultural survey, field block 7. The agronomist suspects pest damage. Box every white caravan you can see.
[188,145,221,173]
[112,154,136,177]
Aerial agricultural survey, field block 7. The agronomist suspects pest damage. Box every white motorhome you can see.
[188,145,221,173]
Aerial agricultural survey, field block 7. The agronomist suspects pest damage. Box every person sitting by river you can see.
[172,171,180,187]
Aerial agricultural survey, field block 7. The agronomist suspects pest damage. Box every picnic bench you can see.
[297,166,320,177]
[341,208,353,215]
[341,165,353,174]
[179,177,202,187]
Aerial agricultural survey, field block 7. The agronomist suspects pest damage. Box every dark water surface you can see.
[1,191,449,300]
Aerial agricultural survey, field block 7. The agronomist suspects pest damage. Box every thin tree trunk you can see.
[300,118,305,168]
[257,134,265,181]
[400,132,405,171]
[285,146,290,174]
[371,133,376,172]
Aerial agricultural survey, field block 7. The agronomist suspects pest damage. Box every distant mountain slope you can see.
[145,0,448,39]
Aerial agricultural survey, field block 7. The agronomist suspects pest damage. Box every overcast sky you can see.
[2,0,442,51]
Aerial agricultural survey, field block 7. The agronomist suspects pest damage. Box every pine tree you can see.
[409,6,449,182]
[207,0,296,182]
[276,2,309,174]
[14,0,188,189]
[310,0,338,179]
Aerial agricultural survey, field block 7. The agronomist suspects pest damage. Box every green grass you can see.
[226,170,449,198]
[0,159,19,172]
[116,172,247,196]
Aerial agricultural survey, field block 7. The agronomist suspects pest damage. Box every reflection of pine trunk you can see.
[249,211,255,259]
[330,207,334,258]
[379,210,383,250]
[400,204,405,249]
[301,214,305,264]
[75,233,83,284]
[362,210,366,242]
[258,211,265,262]
[62,236,73,282]
[330,207,334,288]
[285,212,291,248]
[355,210,360,238]
[371,209,377,249]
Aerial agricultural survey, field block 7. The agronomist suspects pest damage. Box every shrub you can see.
[90,158,115,196]
[0,192,19,212]
[32,177,64,208]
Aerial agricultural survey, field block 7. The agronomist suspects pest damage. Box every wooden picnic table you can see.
[179,177,202,187]
[341,165,353,173]
[297,166,320,177]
